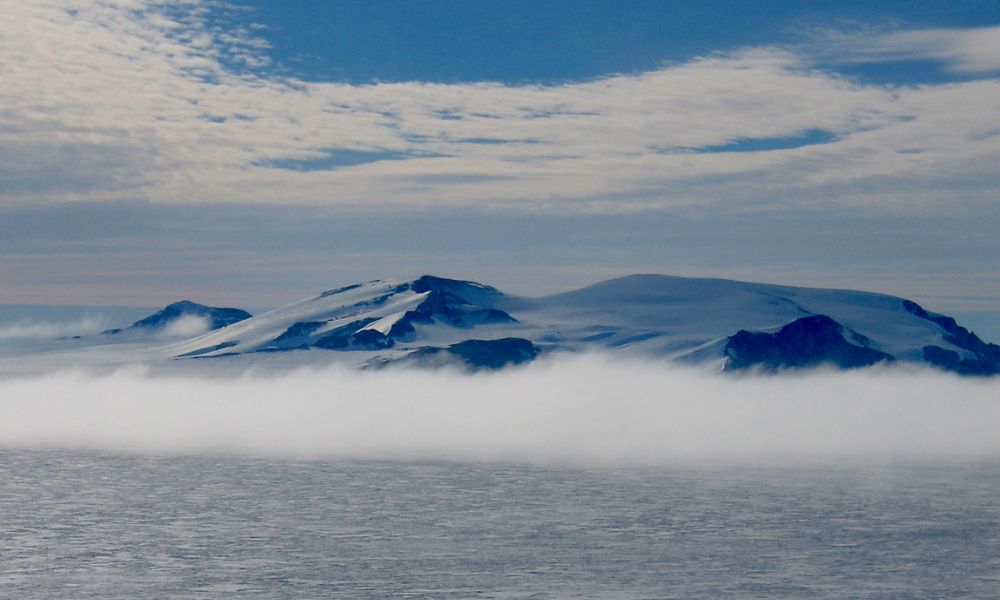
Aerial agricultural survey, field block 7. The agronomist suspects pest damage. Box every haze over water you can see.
[2,358,1000,597]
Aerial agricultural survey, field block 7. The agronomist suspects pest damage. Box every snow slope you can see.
[6,274,998,375]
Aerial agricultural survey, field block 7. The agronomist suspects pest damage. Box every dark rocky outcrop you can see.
[263,276,520,353]
[724,315,894,372]
[273,321,325,344]
[398,275,517,330]
[311,319,393,351]
[256,321,326,352]
[105,300,251,334]
[177,341,239,357]
[922,345,1000,376]
[402,338,539,370]
[903,300,1000,375]
[319,283,362,298]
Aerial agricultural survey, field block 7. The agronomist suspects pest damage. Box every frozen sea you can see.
[3,450,999,599]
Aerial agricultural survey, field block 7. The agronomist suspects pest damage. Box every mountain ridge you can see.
[101,300,252,336]
[16,274,999,375]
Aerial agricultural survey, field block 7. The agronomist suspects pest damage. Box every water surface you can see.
[2,450,998,598]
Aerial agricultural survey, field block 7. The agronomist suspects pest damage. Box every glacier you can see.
[2,274,997,376]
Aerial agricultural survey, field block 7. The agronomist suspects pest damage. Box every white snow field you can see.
[1,274,996,375]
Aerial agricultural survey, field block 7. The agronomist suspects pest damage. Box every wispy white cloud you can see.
[1,2,999,214]
[813,25,1000,73]
[156,314,210,339]
[0,316,108,342]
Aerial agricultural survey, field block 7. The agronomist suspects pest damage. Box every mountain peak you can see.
[724,315,894,372]
[126,300,252,332]
[410,274,496,294]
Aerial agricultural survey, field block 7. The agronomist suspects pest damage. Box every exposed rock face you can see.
[256,321,326,352]
[724,315,894,372]
[261,275,517,352]
[401,275,517,329]
[402,338,539,370]
[105,300,252,334]
[903,300,1000,376]
[921,345,1000,376]
[176,341,238,357]
[312,319,390,351]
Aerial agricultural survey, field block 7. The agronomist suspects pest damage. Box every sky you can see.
[1,0,999,314]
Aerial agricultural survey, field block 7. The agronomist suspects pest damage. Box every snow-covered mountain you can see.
[11,274,1000,375]
[101,300,252,337]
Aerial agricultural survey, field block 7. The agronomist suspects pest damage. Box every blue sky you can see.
[0,0,998,315]
[222,0,997,85]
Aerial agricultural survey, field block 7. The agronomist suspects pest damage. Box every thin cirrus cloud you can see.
[1,1,999,214]
[813,25,1000,73]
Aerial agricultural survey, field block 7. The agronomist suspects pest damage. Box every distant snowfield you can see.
[1,355,997,466]
[6,274,998,378]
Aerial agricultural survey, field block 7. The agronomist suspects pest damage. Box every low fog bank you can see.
[0,316,109,342]
[1,356,998,466]
[155,315,211,339]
